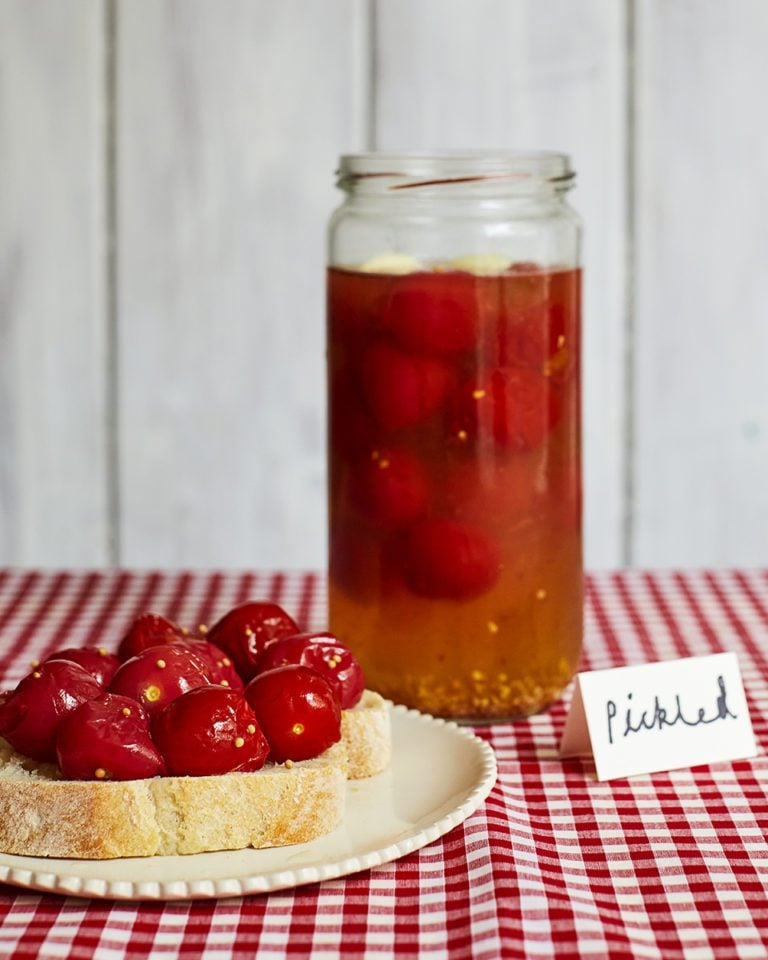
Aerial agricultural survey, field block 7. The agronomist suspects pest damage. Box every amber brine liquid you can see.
[327,264,582,720]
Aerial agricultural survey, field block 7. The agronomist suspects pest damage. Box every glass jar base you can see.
[450,706,553,726]
[386,681,573,726]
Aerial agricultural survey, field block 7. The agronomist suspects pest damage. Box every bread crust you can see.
[342,690,391,778]
[0,690,390,860]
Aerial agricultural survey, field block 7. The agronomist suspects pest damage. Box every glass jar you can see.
[326,152,582,722]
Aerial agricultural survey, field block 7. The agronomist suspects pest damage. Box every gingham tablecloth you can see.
[1,569,767,960]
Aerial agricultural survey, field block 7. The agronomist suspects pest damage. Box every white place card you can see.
[559,653,758,781]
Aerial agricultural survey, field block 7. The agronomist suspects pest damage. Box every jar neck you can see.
[336,152,575,202]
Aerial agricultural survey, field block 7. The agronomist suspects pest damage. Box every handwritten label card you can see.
[559,653,757,781]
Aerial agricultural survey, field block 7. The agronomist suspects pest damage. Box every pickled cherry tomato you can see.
[152,686,268,776]
[452,366,559,450]
[402,519,501,601]
[118,613,185,662]
[244,665,341,764]
[109,644,211,717]
[349,448,429,529]
[361,341,453,433]
[257,632,365,709]
[206,602,300,682]
[0,660,103,762]
[383,272,476,356]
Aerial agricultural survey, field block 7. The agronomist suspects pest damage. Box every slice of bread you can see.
[0,690,390,860]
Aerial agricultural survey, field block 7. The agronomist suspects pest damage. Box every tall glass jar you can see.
[326,153,582,722]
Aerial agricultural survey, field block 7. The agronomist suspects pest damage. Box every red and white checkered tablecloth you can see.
[1,569,768,960]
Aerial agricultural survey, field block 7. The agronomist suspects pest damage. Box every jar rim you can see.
[337,151,574,190]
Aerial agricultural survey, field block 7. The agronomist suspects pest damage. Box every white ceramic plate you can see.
[0,705,497,900]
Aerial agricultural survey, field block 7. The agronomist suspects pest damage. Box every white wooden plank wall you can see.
[0,0,765,571]
[116,0,366,568]
[0,0,110,566]
[634,0,768,566]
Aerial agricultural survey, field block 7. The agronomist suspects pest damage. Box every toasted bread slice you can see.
[0,690,390,859]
